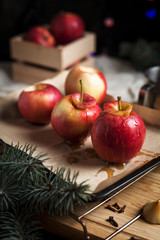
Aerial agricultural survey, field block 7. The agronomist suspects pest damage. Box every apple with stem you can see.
[51,80,102,143]
[91,96,146,163]
[18,83,62,124]
[50,12,85,45]
[24,26,55,47]
[65,65,107,104]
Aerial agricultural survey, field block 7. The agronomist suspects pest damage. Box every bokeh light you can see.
[104,17,115,28]
[145,9,157,18]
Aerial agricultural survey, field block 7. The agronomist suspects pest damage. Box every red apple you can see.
[24,26,55,47]
[91,97,146,163]
[51,81,101,143]
[18,83,62,124]
[65,65,107,104]
[50,12,85,44]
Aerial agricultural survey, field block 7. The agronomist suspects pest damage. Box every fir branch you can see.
[20,167,92,216]
[1,142,48,164]
[0,143,49,186]
[0,173,18,212]
[0,210,42,240]
[0,140,93,239]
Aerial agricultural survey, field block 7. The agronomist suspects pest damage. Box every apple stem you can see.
[80,79,83,103]
[117,96,122,110]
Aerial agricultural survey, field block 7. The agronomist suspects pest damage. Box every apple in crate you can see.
[91,97,146,163]
[65,66,107,104]
[51,80,101,143]
[50,12,85,44]
[24,26,55,47]
[18,83,62,124]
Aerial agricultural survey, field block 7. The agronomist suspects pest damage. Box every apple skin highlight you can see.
[18,84,62,124]
[91,100,146,163]
[51,93,102,143]
[24,26,55,47]
[65,66,107,105]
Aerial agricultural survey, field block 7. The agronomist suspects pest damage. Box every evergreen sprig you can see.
[0,174,18,212]
[0,211,42,240]
[0,141,92,239]
[20,167,91,216]
[0,142,49,185]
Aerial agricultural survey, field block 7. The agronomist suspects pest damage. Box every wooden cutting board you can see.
[0,73,160,240]
[40,165,160,240]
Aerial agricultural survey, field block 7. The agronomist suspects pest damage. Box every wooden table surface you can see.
[40,165,160,240]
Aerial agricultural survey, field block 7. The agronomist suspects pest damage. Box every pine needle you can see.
[0,173,18,212]
[0,140,93,237]
[0,142,49,186]
[0,210,42,240]
[20,167,92,216]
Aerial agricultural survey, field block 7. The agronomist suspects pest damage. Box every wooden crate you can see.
[11,56,95,84]
[10,31,96,71]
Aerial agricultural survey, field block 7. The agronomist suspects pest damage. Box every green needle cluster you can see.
[0,140,92,239]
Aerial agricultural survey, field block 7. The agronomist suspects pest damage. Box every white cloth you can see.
[0,56,146,102]
[95,55,147,103]
[0,62,27,98]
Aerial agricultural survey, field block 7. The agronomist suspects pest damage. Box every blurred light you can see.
[147,0,155,2]
[89,52,95,57]
[104,17,115,28]
[145,9,157,18]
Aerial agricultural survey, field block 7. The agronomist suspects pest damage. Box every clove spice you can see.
[118,204,126,213]
[106,216,119,227]
[105,205,117,212]
[130,236,143,240]
[112,202,121,210]
[105,202,126,213]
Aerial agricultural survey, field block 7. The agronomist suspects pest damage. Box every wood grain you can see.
[40,166,160,240]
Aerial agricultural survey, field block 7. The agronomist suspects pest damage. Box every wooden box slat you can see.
[10,32,96,71]
[11,56,95,84]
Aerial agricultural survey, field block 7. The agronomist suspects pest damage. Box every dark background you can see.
[0,0,159,61]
